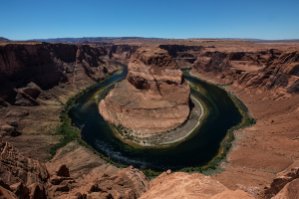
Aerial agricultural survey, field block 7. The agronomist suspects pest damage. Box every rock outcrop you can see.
[99,47,191,137]
[108,44,139,59]
[14,82,42,106]
[0,43,71,103]
[159,44,201,67]
[47,149,149,198]
[264,162,299,199]
[194,48,299,93]
[140,172,255,199]
[47,141,149,199]
[0,123,20,137]
[0,140,149,199]
[0,141,49,199]
[272,179,299,199]
[0,43,134,104]
[0,185,17,199]
[51,166,149,199]
[238,51,299,91]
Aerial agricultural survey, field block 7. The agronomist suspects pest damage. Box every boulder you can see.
[15,82,42,106]
[0,124,20,137]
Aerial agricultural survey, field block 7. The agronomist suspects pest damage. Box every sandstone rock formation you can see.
[99,47,191,137]
[108,44,139,60]
[264,161,299,199]
[0,186,17,199]
[1,40,299,199]
[0,43,136,104]
[46,141,149,199]
[237,51,299,91]
[159,44,201,67]
[0,140,149,199]
[140,172,255,199]
[272,179,299,199]
[54,166,149,199]
[0,123,19,137]
[194,48,299,93]
[0,141,49,199]
[3,139,299,199]
[0,43,76,103]
[15,82,42,106]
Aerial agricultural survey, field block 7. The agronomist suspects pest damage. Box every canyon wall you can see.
[0,43,138,104]
[152,43,299,94]
[192,48,299,93]
[2,42,298,106]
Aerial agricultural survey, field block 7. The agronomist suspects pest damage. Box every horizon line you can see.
[2,35,299,42]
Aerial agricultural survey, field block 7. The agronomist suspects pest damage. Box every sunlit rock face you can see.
[99,47,190,137]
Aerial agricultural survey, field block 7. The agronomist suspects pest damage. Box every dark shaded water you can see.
[68,68,243,171]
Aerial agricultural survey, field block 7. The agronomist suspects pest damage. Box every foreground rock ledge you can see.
[139,172,255,199]
[99,47,191,139]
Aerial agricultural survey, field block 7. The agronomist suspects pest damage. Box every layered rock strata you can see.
[0,140,149,199]
[264,161,299,199]
[0,43,137,104]
[193,49,299,93]
[0,141,49,199]
[99,47,191,138]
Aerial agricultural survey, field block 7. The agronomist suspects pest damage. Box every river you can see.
[68,66,246,171]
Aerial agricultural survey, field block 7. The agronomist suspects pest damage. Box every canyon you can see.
[0,38,299,198]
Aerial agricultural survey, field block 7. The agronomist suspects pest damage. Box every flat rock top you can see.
[131,47,178,69]
[106,79,189,110]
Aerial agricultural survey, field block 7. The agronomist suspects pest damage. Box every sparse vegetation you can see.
[197,91,256,175]
[49,83,100,156]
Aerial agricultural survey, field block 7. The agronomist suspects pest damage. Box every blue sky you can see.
[1,0,299,40]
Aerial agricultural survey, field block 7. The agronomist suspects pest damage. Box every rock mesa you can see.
[99,47,191,137]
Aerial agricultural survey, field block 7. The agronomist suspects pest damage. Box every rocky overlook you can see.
[99,47,191,137]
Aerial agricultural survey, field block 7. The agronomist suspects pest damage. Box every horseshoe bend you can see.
[1,1,299,198]
[61,44,246,171]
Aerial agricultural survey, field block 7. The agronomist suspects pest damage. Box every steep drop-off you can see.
[193,48,299,93]
[0,43,138,104]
